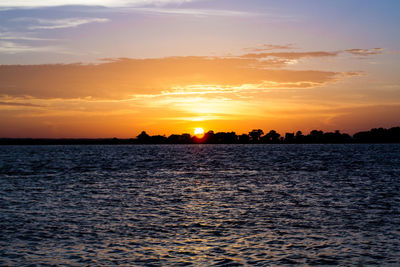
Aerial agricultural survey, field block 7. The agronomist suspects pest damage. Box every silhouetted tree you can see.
[212,132,237,143]
[249,129,264,143]
[307,130,324,143]
[137,131,151,143]
[150,135,167,144]
[167,134,180,143]
[167,133,193,144]
[285,133,295,143]
[181,134,192,144]
[353,127,400,143]
[239,134,250,143]
[295,131,304,143]
[321,130,351,143]
[388,127,400,142]
[262,130,281,143]
[204,131,215,143]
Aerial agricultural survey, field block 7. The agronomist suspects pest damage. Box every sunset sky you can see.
[0,0,399,138]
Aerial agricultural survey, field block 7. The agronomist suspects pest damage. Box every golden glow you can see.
[194,127,205,137]
[0,49,397,138]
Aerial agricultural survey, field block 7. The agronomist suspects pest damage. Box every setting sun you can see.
[194,127,205,136]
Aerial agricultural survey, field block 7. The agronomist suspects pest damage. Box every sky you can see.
[0,0,399,138]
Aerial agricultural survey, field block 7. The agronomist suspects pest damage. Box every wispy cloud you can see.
[244,43,296,52]
[238,48,383,66]
[242,51,339,60]
[0,31,64,54]
[0,101,42,107]
[0,32,58,41]
[13,17,110,30]
[345,48,383,56]
[0,40,59,54]
[0,0,199,8]
[130,7,255,17]
[238,51,339,66]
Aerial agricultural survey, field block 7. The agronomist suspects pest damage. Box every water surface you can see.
[1,144,399,265]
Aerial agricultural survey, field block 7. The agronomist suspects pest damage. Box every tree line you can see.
[1,127,399,145]
[135,127,400,144]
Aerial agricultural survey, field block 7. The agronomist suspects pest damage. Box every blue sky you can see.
[1,0,399,64]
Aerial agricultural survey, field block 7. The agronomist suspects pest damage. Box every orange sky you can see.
[0,1,399,137]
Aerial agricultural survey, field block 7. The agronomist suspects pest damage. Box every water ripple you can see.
[0,144,399,265]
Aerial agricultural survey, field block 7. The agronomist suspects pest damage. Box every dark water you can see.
[0,144,399,266]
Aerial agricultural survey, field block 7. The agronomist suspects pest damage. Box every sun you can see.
[194,127,205,137]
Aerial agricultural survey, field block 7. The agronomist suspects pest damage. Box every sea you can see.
[0,144,399,266]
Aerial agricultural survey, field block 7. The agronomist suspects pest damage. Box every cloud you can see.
[241,48,384,63]
[345,48,383,56]
[0,101,42,107]
[0,40,59,54]
[0,54,352,99]
[14,17,110,30]
[0,0,198,8]
[130,7,254,17]
[244,43,296,52]
[0,32,57,41]
[238,51,339,66]
[241,51,339,60]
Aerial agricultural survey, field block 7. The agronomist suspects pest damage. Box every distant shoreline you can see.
[1,140,400,146]
[1,126,399,145]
